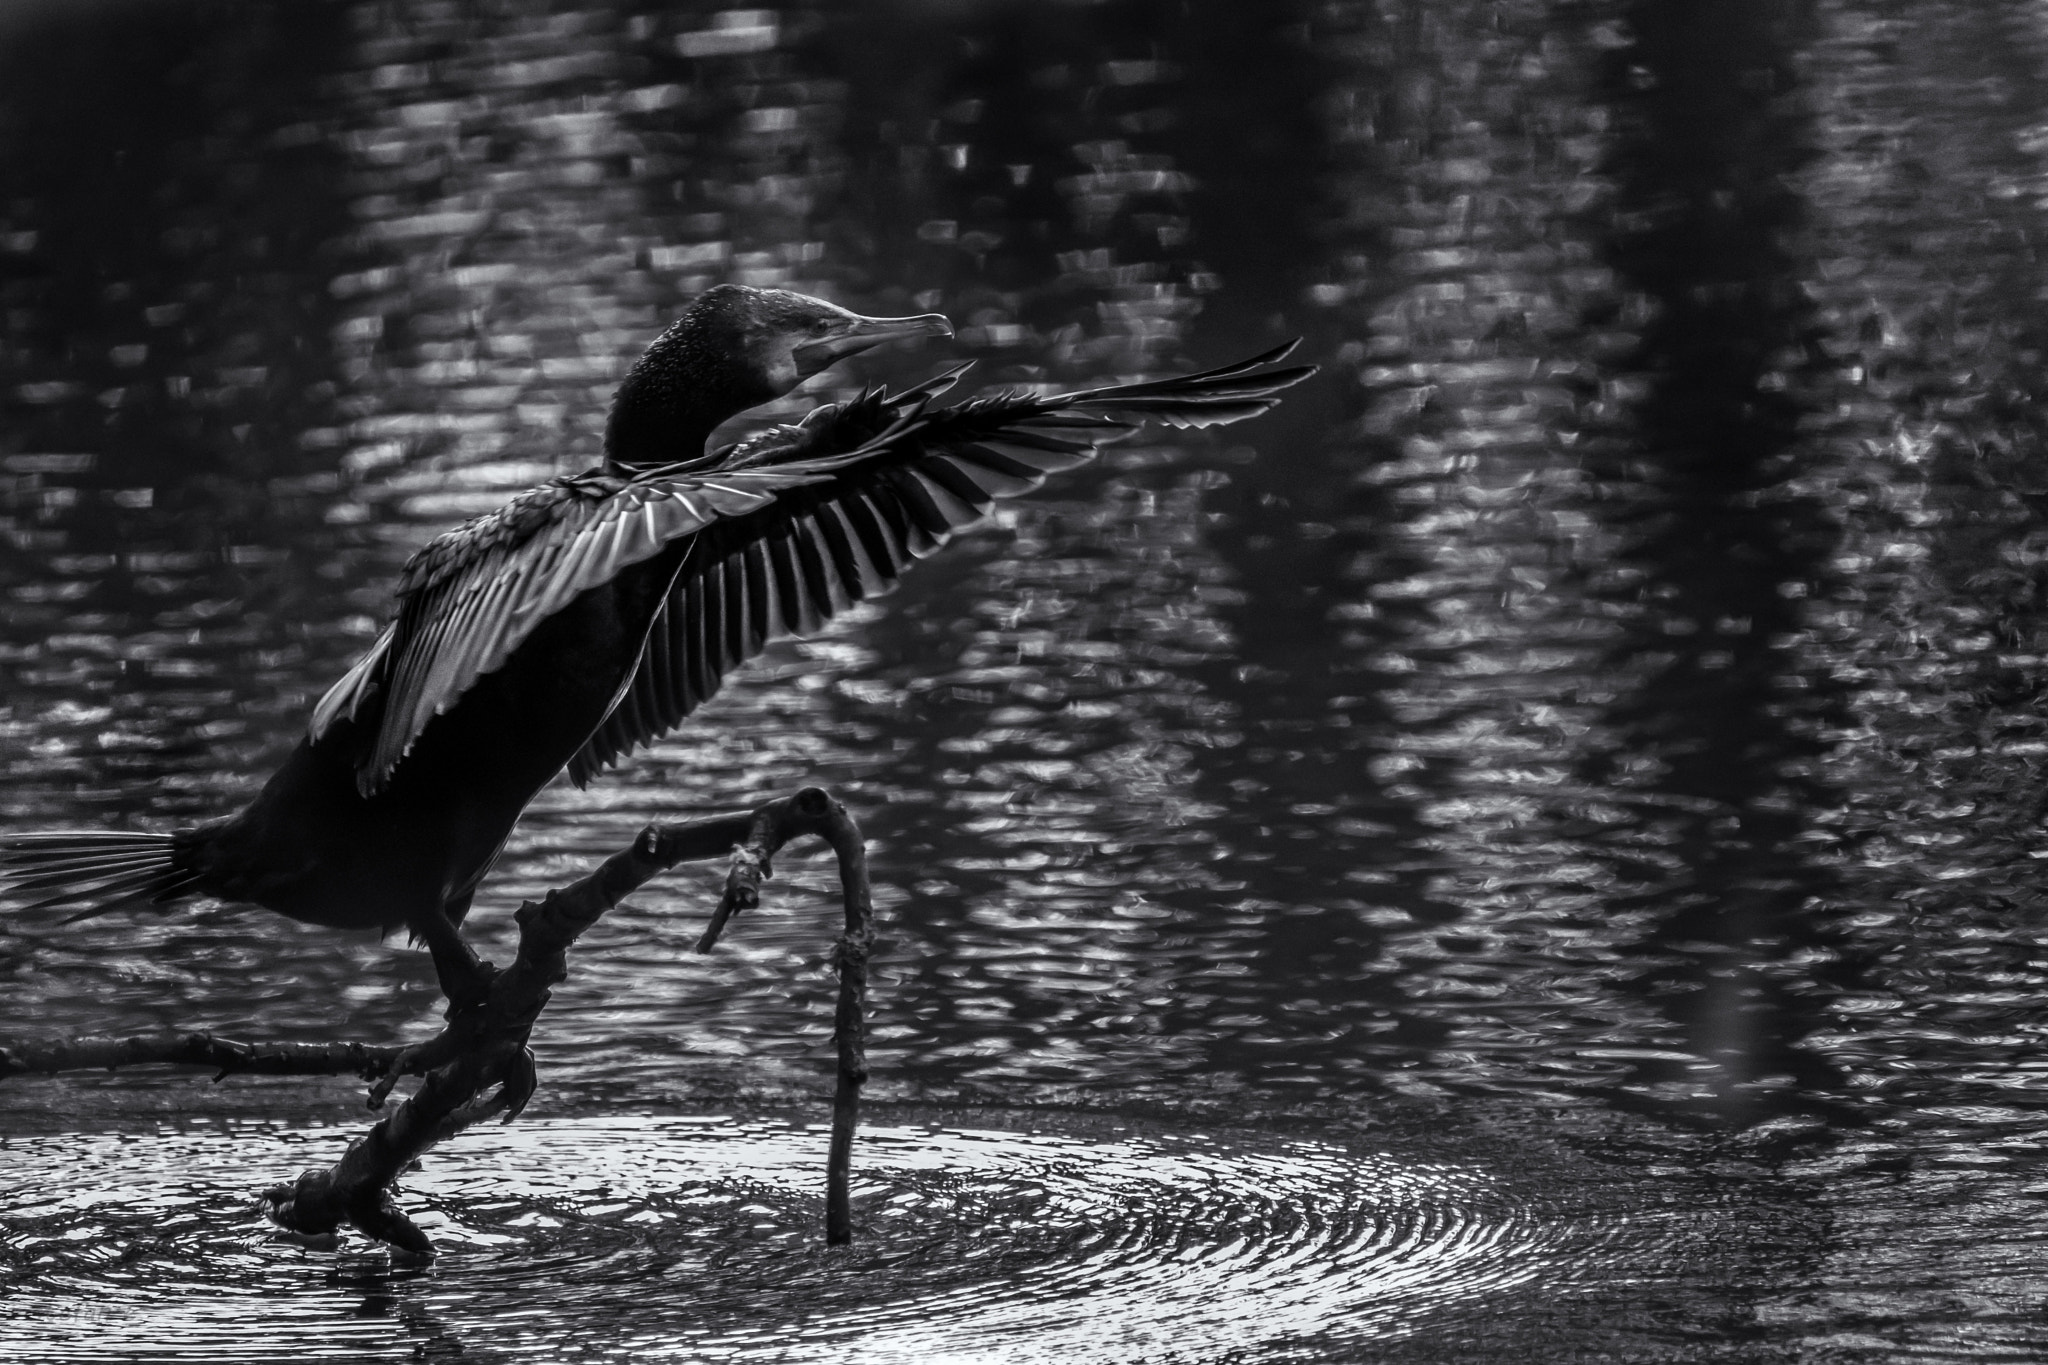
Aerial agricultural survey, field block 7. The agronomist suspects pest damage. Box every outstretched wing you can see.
[309,468,816,794]
[567,341,1316,781]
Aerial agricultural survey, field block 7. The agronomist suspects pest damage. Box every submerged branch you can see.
[823,811,873,1247]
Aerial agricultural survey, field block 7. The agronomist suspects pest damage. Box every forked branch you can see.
[2,786,876,1258]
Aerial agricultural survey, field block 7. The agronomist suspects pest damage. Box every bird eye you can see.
[809,318,833,335]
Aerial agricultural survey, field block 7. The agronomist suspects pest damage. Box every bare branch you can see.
[0,1034,397,1082]
[256,786,877,1255]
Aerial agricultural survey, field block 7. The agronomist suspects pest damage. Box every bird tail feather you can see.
[0,832,199,922]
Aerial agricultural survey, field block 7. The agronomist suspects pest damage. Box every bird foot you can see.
[499,1046,538,1123]
[367,1045,423,1109]
[363,962,514,1109]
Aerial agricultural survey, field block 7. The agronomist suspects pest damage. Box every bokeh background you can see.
[5,0,2048,1360]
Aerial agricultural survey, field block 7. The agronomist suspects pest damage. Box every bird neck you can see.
[602,316,780,472]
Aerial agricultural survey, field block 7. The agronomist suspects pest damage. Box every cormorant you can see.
[1,284,1314,1005]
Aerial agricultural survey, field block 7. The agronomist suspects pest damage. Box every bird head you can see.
[606,284,953,469]
[739,286,955,390]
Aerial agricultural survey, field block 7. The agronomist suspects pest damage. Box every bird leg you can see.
[362,909,501,1106]
[411,907,498,1013]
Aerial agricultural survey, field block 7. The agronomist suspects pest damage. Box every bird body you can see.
[188,545,671,927]
[3,284,1315,1001]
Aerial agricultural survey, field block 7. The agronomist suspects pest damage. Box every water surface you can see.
[5,1112,1633,1362]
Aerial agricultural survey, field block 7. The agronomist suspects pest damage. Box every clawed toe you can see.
[499,1046,538,1122]
[363,960,507,1108]
[366,1045,420,1109]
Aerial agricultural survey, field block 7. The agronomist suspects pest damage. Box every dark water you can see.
[4,0,2048,1359]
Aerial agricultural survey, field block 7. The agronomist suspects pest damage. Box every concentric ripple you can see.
[0,1115,1559,1363]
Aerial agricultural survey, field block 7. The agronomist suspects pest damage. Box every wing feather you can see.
[743,538,777,652]
[879,465,957,544]
[718,549,747,668]
[811,499,879,602]
[685,568,718,707]
[847,487,911,572]
[696,555,728,676]
[916,454,1000,517]
[789,513,845,617]
[765,524,818,636]
[648,595,679,719]
[933,449,1044,499]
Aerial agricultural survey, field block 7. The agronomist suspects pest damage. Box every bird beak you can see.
[793,311,954,377]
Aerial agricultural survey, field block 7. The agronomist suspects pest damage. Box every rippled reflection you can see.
[1,1115,1572,1364]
